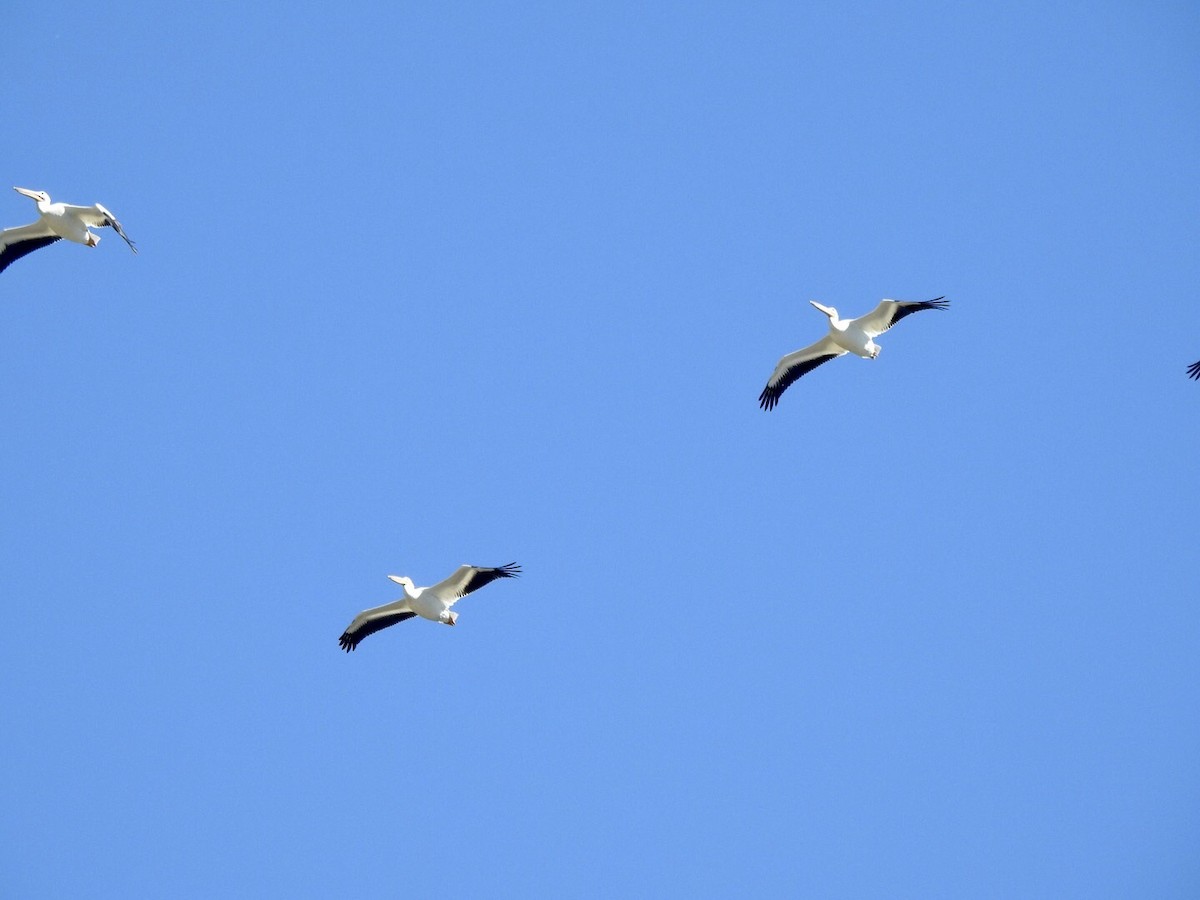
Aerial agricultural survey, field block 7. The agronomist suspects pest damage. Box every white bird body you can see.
[338,563,521,652]
[387,574,458,624]
[1,187,136,273]
[818,304,880,358]
[759,296,949,410]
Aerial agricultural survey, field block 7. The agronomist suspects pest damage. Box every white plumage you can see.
[1,187,136,274]
[338,563,521,652]
[759,297,949,410]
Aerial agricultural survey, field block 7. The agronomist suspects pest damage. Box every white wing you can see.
[1,221,55,247]
[338,598,416,652]
[853,297,949,338]
[0,222,61,273]
[426,563,522,606]
[63,203,137,253]
[60,204,110,227]
[758,336,846,410]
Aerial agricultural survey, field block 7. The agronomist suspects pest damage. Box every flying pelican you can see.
[338,562,521,652]
[758,296,949,410]
[1188,360,1200,380]
[1,187,137,274]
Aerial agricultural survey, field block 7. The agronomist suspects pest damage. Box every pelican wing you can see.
[853,296,949,338]
[427,563,521,605]
[1188,360,1200,381]
[758,336,845,410]
[338,599,417,652]
[0,222,61,273]
[64,203,137,253]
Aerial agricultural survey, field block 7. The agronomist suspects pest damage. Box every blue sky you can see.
[2,2,1198,897]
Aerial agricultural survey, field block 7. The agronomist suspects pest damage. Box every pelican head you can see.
[13,187,50,203]
[387,574,414,590]
[810,300,837,320]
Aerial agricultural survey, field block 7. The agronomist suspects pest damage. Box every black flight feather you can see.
[338,611,418,652]
[457,562,521,598]
[886,296,949,330]
[0,235,62,274]
[758,354,841,410]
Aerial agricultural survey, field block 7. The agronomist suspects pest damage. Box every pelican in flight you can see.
[1,187,137,273]
[758,296,949,410]
[338,562,521,652]
[1188,360,1200,380]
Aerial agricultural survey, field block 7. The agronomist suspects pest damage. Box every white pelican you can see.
[758,296,949,410]
[338,562,521,652]
[1188,360,1200,380]
[1,187,137,273]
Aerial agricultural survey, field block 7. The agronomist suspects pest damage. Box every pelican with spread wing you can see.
[758,296,949,410]
[1,187,137,273]
[338,563,521,652]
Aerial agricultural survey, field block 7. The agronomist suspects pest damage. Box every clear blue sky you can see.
[2,3,1198,897]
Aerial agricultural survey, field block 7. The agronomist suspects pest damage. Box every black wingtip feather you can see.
[885,296,950,329]
[758,353,841,410]
[457,562,523,597]
[1188,360,1200,380]
[337,610,417,653]
[0,235,63,274]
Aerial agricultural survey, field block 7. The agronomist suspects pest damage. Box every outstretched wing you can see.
[65,203,137,253]
[758,336,845,410]
[338,600,416,652]
[0,223,61,274]
[428,562,522,606]
[853,296,949,338]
